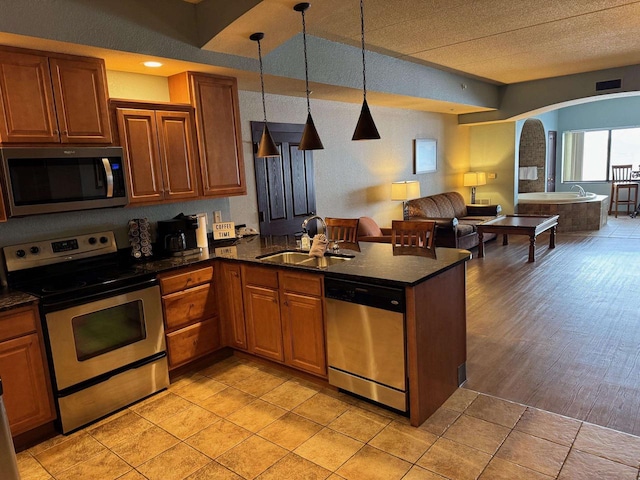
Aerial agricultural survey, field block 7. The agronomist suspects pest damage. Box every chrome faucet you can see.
[571,184,586,197]
[301,215,327,236]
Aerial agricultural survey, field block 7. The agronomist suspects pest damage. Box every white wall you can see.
[231,91,469,230]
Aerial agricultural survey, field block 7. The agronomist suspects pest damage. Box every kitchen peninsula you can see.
[1,236,470,437]
[141,237,470,427]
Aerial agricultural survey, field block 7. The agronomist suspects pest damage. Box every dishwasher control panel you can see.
[324,278,405,313]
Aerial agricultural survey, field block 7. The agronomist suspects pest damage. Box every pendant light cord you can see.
[257,38,268,123]
[301,8,311,114]
[360,0,367,100]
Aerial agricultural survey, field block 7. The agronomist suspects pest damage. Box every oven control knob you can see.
[16,249,26,258]
[99,236,109,244]
[30,246,40,255]
[88,237,97,245]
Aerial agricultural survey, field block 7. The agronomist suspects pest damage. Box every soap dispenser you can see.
[300,231,311,251]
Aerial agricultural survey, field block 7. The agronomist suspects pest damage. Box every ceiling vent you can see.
[595,79,622,91]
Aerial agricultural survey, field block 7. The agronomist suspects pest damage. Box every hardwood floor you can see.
[465,216,640,436]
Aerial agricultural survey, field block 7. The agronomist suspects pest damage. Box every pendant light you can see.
[250,32,280,157]
[352,0,380,140]
[294,2,324,151]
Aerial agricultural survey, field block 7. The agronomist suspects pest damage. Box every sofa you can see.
[357,216,393,243]
[403,191,502,249]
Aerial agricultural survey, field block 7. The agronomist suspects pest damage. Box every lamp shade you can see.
[257,123,280,157]
[463,172,487,187]
[391,181,421,201]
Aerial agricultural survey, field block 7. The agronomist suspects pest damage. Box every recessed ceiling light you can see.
[143,61,163,68]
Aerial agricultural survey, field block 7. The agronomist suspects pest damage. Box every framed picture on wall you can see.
[414,138,437,173]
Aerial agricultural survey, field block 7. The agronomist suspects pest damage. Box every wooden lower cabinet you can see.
[0,305,55,436]
[166,319,219,368]
[281,290,326,377]
[244,284,284,362]
[238,264,326,377]
[220,262,247,350]
[158,265,220,370]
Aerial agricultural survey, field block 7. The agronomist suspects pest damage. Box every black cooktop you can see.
[8,253,156,307]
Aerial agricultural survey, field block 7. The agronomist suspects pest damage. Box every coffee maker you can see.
[157,214,200,256]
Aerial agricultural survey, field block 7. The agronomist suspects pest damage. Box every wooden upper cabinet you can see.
[155,110,199,201]
[0,50,58,143]
[0,46,112,144]
[169,72,246,197]
[114,103,199,204]
[49,57,112,144]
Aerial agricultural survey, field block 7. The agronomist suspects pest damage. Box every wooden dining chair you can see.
[609,164,639,217]
[391,220,437,249]
[325,217,360,243]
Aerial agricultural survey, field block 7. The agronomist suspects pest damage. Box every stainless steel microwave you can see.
[0,147,128,217]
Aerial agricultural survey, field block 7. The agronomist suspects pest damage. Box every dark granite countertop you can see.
[0,236,470,311]
[130,235,472,288]
[0,288,39,312]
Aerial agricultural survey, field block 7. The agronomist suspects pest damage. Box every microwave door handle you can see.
[101,158,114,198]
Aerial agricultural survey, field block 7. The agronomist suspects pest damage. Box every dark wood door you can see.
[547,130,557,192]
[50,56,112,144]
[0,49,59,143]
[251,122,316,235]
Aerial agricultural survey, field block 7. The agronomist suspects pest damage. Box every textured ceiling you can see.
[202,0,640,84]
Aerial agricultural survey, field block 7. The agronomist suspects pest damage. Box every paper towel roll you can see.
[196,213,208,249]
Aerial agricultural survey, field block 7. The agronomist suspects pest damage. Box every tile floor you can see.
[16,356,640,480]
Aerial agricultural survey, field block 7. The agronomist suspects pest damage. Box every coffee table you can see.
[477,214,559,262]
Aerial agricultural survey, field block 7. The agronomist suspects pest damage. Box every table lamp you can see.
[463,172,486,204]
[391,181,421,213]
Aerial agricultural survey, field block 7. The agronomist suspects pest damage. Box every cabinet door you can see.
[0,49,59,143]
[221,262,247,350]
[116,108,165,204]
[189,74,246,197]
[244,285,284,362]
[49,57,112,143]
[155,110,199,201]
[281,292,326,377]
[0,333,55,435]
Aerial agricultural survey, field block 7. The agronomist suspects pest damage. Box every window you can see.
[562,127,640,182]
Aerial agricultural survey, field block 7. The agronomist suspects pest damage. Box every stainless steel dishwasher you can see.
[325,278,407,412]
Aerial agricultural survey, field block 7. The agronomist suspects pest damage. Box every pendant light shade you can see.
[353,0,380,141]
[294,2,324,150]
[300,112,324,150]
[250,32,280,158]
[353,98,380,140]
[258,123,279,158]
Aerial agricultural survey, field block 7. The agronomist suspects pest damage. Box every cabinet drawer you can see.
[280,271,323,297]
[243,265,278,289]
[159,265,214,294]
[0,305,38,342]
[163,283,216,331]
[166,318,219,369]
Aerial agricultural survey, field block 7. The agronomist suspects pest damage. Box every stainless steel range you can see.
[3,231,169,433]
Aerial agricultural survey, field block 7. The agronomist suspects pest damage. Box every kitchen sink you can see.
[257,250,353,268]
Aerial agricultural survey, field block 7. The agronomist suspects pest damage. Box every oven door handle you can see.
[102,157,114,198]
